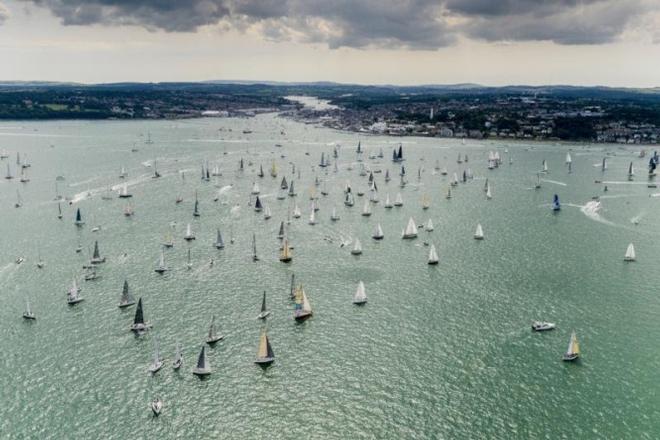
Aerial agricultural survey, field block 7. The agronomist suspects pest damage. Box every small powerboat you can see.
[151,398,163,416]
[532,321,556,332]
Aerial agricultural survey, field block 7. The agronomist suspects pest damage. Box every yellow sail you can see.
[572,334,580,355]
[257,330,268,358]
[270,162,277,177]
[280,240,291,260]
[294,285,304,304]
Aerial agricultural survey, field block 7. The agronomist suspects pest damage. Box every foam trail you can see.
[540,179,568,186]
[69,177,100,188]
[218,185,233,195]
[630,213,644,224]
[578,200,615,226]
[602,181,650,185]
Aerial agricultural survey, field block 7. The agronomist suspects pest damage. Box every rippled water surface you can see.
[1,115,660,438]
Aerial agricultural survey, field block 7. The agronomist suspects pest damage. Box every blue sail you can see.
[552,194,561,211]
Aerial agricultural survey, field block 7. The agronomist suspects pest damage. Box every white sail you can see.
[293,204,301,218]
[425,219,434,231]
[251,181,260,195]
[264,205,271,220]
[384,193,392,208]
[331,206,339,221]
[362,199,371,216]
[373,223,384,239]
[624,243,636,261]
[486,185,492,199]
[428,244,439,264]
[394,193,403,206]
[565,152,572,164]
[308,208,316,225]
[474,223,484,239]
[351,239,362,255]
[402,217,418,239]
[353,281,367,304]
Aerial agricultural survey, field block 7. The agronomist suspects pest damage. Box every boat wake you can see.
[218,185,233,195]
[578,200,614,226]
[540,179,567,186]
[630,213,644,225]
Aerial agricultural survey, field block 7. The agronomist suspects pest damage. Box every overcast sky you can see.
[0,0,659,87]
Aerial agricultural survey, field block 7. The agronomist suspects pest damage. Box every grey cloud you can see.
[21,0,658,47]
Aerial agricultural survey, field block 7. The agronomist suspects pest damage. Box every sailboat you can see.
[118,183,132,198]
[565,152,572,165]
[446,187,452,199]
[254,196,263,212]
[252,233,259,261]
[361,199,372,216]
[184,223,195,241]
[162,231,174,248]
[288,180,296,197]
[351,239,363,255]
[172,343,183,370]
[255,328,275,366]
[280,238,292,262]
[601,157,607,172]
[428,244,439,265]
[19,167,29,183]
[67,278,84,305]
[264,205,272,220]
[258,164,264,178]
[425,219,434,231]
[123,203,134,217]
[57,202,63,219]
[624,243,636,262]
[628,162,634,180]
[154,250,168,273]
[280,176,288,190]
[23,299,36,320]
[372,223,384,240]
[270,162,278,178]
[535,173,542,189]
[36,252,44,269]
[486,185,492,200]
[214,229,225,249]
[293,204,301,218]
[74,208,85,227]
[562,332,580,361]
[384,194,393,208]
[151,398,163,416]
[542,159,548,173]
[147,336,164,374]
[330,206,340,221]
[384,169,391,182]
[5,163,12,180]
[352,281,367,305]
[251,181,260,195]
[91,241,106,264]
[552,194,561,211]
[344,192,354,207]
[152,160,161,178]
[14,190,23,208]
[186,249,193,270]
[130,298,151,332]
[474,223,484,240]
[308,207,317,225]
[257,291,271,319]
[421,194,430,209]
[119,166,128,179]
[193,193,200,217]
[192,346,212,376]
[293,285,313,321]
[206,316,224,344]
[118,280,136,308]
[394,193,403,207]
[402,217,418,239]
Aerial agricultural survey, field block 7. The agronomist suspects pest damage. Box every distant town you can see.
[1,81,660,144]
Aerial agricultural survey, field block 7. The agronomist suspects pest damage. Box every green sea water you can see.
[1,114,659,439]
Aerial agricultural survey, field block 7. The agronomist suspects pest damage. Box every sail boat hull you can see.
[562,353,579,361]
[294,311,313,322]
[118,300,135,308]
[257,311,271,320]
[206,335,224,344]
[255,357,274,366]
